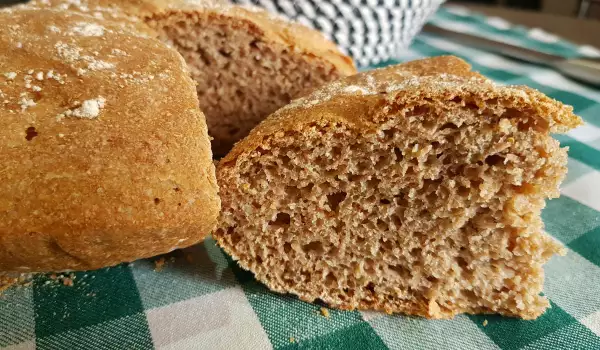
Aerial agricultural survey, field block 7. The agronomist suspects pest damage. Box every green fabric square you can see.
[579,104,600,128]
[36,313,153,350]
[522,321,600,350]
[544,250,600,321]
[468,301,577,350]
[240,279,365,349]
[568,226,600,266]
[132,238,237,310]
[279,322,388,350]
[564,158,596,185]
[543,196,600,244]
[33,264,145,338]
[554,135,600,171]
[0,287,35,347]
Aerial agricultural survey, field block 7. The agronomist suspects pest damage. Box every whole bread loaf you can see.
[214,56,581,319]
[0,7,219,272]
[26,0,357,155]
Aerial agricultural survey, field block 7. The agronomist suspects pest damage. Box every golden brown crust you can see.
[220,56,581,168]
[26,0,356,79]
[25,0,356,155]
[0,8,219,272]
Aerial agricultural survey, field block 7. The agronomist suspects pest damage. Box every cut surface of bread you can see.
[214,56,582,319]
[0,8,219,272]
[26,0,357,155]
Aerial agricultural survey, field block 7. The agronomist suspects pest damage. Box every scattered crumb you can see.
[154,257,166,272]
[0,274,33,295]
[320,307,330,318]
[50,273,57,280]
[57,96,106,120]
[289,337,295,343]
[62,277,74,287]
[483,319,488,327]
[35,72,44,81]
[4,72,17,80]
[19,96,36,111]
[111,48,127,56]
[55,42,82,62]
[86,60,114,71]
[70,22,105,37]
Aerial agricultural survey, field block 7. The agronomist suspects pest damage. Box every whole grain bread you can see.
[214,56,582,319]
[26,0,357,155]
[0,7,220,272]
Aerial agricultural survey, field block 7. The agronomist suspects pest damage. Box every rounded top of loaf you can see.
[0,8,219,271]
[25,0,356,76]
[220,56,582,167]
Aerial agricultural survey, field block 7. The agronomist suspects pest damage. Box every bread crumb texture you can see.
[0,273,33,294]
[0,8,219,272]
[215,56,582,320]
[25,0,357,155]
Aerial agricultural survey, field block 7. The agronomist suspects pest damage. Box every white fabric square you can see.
[581,310,600,337]
[568,123,600,145]
[562,172,600,212]
[544,249,600,320]
[146,287,272,350]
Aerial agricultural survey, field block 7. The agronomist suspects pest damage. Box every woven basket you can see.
[230,0,445,67]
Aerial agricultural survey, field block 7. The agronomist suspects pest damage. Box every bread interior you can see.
[150,12,341,155]
[216,96,566,319]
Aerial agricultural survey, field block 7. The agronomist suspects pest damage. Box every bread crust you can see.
[25,0,357,154]
[0,8,219,272]
[26,0,356,77]
[219,56,581,168]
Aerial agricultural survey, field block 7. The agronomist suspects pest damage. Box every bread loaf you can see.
[0,7,219,272]
[26,0,357,155]
[214,56,582,319]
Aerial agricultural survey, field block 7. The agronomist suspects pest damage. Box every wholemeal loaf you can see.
[26,0,357,155]
[0,8,219,272]
[214,56,582,319]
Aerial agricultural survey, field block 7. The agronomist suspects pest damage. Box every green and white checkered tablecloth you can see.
[2,5,600,350]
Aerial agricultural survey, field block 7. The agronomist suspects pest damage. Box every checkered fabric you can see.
[2,5,600,350]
